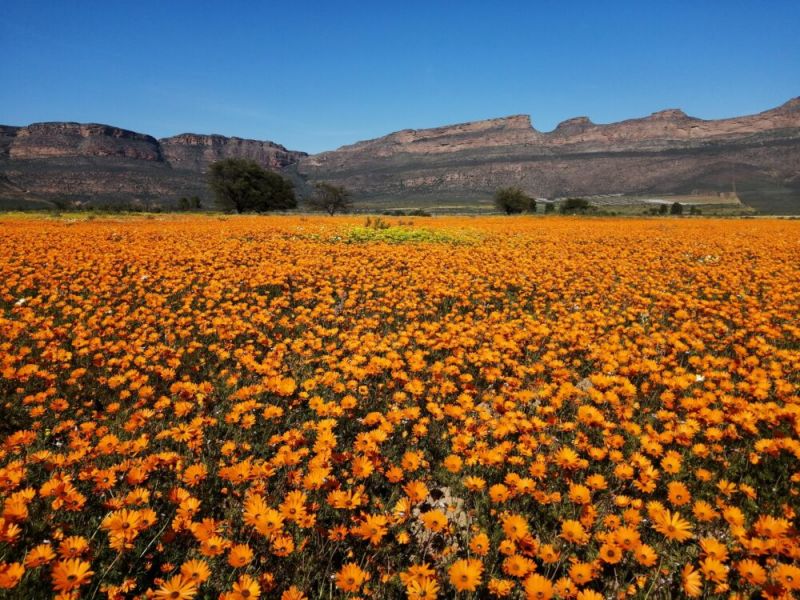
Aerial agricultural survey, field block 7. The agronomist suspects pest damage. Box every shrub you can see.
[208,158,296,213]
[494,187,535,215]
[309,183,352,215]
[561,198,591,213]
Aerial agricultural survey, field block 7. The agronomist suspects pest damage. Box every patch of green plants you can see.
[343,222,479,244]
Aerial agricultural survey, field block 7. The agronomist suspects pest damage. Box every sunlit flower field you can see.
[1,215,799,599]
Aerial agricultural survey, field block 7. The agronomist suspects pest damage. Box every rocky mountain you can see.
[1,98,799,212]
[0,123,306,209]
[293,98,800,213]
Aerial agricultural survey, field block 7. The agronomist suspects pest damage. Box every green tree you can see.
[494,187,535,215]
[208,158,296,213]
[658,203,669,215]
[309,182,353,215]
[561,198,591,213]
[670,201,684,215]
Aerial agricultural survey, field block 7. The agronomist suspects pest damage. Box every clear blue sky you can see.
[2,1,798,154]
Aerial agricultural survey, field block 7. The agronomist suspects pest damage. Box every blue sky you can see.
[1,1,798,153]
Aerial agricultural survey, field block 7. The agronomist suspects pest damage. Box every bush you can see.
[494,187,535,214]
[309,183,352,215]
[561,198,591,213]
[208,158,296,213]
[178,196,202,211]
[670,202,684,215]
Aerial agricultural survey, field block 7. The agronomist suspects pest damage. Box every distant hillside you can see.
[2,98,799,213]
[0,123,307,210]
[293,98,800,214]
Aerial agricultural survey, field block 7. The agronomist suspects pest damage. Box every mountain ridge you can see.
[1,97,799,212]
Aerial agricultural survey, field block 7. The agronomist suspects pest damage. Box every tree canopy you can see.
[208,158,296,213]
[309,182,353,215]
[494,187,536,215]
[560,198,591,213]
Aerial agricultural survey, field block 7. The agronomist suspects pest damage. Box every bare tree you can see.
[309,183,352,215]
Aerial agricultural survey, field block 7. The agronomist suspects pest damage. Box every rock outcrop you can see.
[294,98,800,213]
[1,98,799,212]
[0,123,306,209]
[160,134,303,171]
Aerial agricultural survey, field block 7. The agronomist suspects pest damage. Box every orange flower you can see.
[228,543,254,568]
[0,563,24,589]
[735,559,766,586]
[449,558,483,592]
[51,558,94,593]
[281,586,307,600]
[502,554,535,578]
[772,563,800,591]
[560,520,589,545]
[568,562,595,586]
[598,543,623,565]
[403,481,429,503]
[58,536,89,559]
[469,532,490,556]
[501,514,529,541]
[667,481,691,506]
[199,535,228,557]
[335,563,369,592]
[681,564,702,598]
[180,559,211,584]
[230,574,261,600]
[523,573,554,600]
[633,544,658,567]
[420,509,448,533]
[154,574,197,600]
[354,514,389,544]
[271,534,295,557]
[652,509,693,542]
[24,543,56,568]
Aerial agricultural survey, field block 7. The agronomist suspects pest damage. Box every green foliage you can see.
[560,197,591,213]
[344,225,476,244]
[659,203,669,215]
[309,182,352,215]
[494,187,535,215]
[670,201,684,215]
[178,195,202,211]
[544,203,555,214]
[364,216,391,230]
[208,158,296,213]
[381,209,433,217]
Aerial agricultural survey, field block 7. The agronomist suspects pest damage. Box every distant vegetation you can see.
[178,196,203,211]
[344,217,479,244]
[308,182,352,215]
[560,197,592,214]
[208,158,296,213]
[494,187,536,214]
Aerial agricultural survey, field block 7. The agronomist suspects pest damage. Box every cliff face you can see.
[160,134,306,170]
[2,99,799,212]
[296,98,800,213]
[9,123,163,161]
[0,124,305,209]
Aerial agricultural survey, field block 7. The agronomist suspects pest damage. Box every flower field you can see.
[0,215,799,599]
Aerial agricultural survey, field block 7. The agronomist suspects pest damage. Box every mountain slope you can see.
[1,98,799,213]
[0,123,306,210]
[293,98,800,213]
